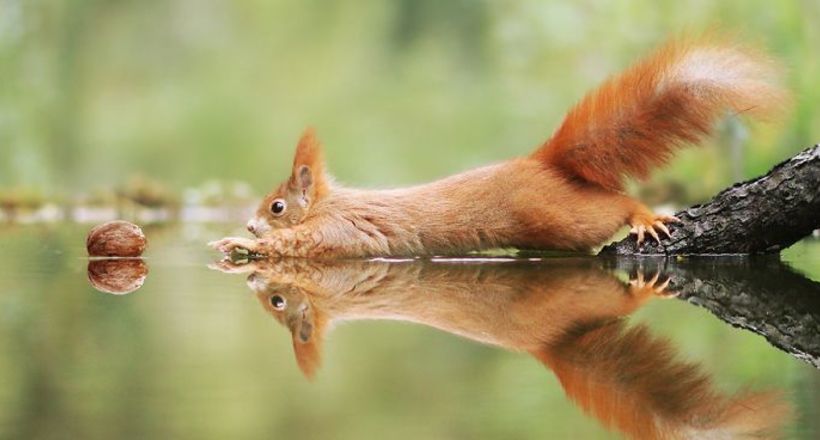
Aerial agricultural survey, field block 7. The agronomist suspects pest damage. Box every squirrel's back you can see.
[534,38,789,190]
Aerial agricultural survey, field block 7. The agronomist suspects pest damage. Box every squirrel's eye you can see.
[270,199,287,216]
[270,295,287,310]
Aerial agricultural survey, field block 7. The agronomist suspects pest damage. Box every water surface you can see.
[0,224,818,439]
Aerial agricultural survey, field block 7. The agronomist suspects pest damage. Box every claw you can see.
[209,240,230,253]
[654,221,671,238]
[629,212,681,246]
[208,258,257,274]
[654,275,679,298]
[629,271,678,298]
[647,227,661,244]
[629,271,643,287]
[630,225,646,244]
[208,236,258,255]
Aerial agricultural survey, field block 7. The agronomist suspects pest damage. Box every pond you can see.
[0,224,818,439]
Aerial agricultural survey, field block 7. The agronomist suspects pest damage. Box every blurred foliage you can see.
[0,0,818,204]
[115,174,179,208]
[182,180,254,207]
[0,186,46,211]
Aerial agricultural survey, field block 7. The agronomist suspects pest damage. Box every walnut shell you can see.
[87,259,148,295]
[86,220,146,257]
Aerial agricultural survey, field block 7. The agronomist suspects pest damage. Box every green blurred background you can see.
[1,2,819,439]
[1,0,818,203]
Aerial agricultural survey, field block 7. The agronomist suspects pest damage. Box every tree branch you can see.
[601,144,820,255]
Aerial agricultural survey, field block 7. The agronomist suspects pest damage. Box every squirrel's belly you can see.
[507,212,627,252]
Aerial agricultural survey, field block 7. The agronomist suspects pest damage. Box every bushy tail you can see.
[707,390,793,440]
[534,37,789,190]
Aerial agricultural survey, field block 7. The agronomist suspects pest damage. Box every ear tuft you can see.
[290,127,329,201]
[293,127,322,172]
[291,301,327,380]
[293,338,322,380]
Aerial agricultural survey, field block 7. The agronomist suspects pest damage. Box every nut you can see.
[86,220,146,257]
[87,259,148,295]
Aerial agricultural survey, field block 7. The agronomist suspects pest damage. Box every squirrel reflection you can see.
[214,258,790,439]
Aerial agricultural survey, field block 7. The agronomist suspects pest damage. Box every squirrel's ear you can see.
[290,127,329,203]
[290,303,326,380]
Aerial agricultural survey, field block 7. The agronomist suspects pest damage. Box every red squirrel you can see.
[211,258,791,439]
[210,38,787,258]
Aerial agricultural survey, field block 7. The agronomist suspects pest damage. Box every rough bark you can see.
[605,256,820,368]
[601,144,820,255]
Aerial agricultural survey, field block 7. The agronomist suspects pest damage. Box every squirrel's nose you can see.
[246,221,256,234]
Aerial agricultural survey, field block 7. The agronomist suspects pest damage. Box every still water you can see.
[0,224,818,439]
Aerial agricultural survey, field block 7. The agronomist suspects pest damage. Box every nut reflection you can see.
[87,259,148,295]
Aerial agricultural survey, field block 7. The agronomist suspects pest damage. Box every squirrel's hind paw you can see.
[628,213,681,245]
[629,271,679,298]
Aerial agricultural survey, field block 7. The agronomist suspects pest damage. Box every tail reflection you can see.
[535,321,790,439]
[214,258,790,439]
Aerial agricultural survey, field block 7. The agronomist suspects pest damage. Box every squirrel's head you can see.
[249,272,327,380]
[247,128,330,237]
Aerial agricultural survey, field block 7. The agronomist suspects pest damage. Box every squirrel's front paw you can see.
[208,237,261,256]
[207,257,260,274]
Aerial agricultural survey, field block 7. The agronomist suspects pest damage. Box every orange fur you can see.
[224,259,791,439]
[537,325,791,439]
[212,38,787,258]
[291,128,330,200]
[535,38,788,190]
